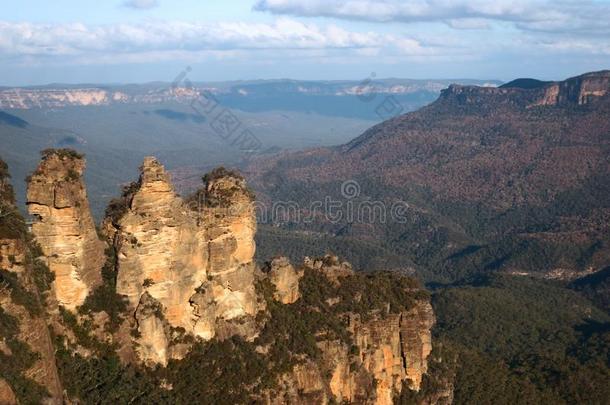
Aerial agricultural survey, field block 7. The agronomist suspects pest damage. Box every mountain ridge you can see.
[245,69,610,282]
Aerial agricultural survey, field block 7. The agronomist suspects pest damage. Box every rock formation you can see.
[5,152,439,403]
[266,256,435,405]
[103,159,260,364]
[26,149,105,310]
[264,256,302,304]
[1,157,64,404]
[442,70,610,108]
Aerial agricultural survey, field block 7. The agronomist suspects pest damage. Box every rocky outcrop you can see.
[323,303,434,405]
[549,70,610,105]
[26,150,105,311]
[6,152,440,403]
[304,255,354,285]
[106,157,208,335]
[268,361,332,405]
[134,292,171,366]
[264,257,302,304]
[443,70,610,108]
[267,257,435,405]
[0,158,63,404]
[197,169,259,338]
[104,158,260,364]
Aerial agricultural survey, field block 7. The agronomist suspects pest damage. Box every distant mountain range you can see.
[0,77,501,216]
[246,70,610,283]
[0,78,501,120]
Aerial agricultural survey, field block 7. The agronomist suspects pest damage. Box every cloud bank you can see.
[254,0,610,35]
[0,13,607,72]
[0,18,441,64]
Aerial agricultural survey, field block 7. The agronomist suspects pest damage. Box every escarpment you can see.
[26,149,105,310]
[441,70,610,108]
[0,157,63,404]
[262,255,435,405]
[4,151,439,403]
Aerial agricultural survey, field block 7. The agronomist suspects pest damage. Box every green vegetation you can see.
[202,166,244,184]
[570,267,610,313]
[186,166,255,209]
[255,224,415,272]
[0,308,49,403]
[0,269,43,316]
[0,158,15,206]
[55,262,428,404]
[40,148,84,161]
[65,168,80,182]
[0,158,22,240]
[431,274,610,404]
[255,273,350,370]
[105,181,140,224]
[79,247,129,332]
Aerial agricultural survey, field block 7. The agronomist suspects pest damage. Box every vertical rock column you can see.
[26,150,105,311]
[196,171,260,339]
[107,157,209,365]
[400,300,435,391]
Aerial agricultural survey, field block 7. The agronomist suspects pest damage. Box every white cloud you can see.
[254,0,610,35]
[122,0,159,10]
[0,14,607,70]
[0,19,443,65]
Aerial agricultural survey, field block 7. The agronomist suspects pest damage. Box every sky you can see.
[1,0,610,85]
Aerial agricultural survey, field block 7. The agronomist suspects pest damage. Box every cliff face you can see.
[0,158,63,404]
[321,304,434,405]
[264,256,302,304]
[266,256,435,405]
[5,152,439,403]
[104,158,260,365]
[442,70,610,107]
[0,87,198,109]
[26,150,105,311]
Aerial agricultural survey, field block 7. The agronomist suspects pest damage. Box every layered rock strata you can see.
[267,256,435,405]
[26,150,105,310]
[103,158,260,364]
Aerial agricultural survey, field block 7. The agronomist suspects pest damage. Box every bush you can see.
[0,308,49,403]
[79,247,129,332]
[40,148,84,161]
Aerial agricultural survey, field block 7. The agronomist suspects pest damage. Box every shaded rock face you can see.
[268,361,332,405]
[264,257,302,304]
[0,378,17,405]
[26,151,105,310]
[0,291,64,404]
[134,292,170,366]
[198,172,259,337]
[324,303,434,405]
[1,160,63,404]
[105,158,260,364]
[400,302,435,390]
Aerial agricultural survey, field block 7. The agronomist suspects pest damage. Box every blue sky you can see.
[1,0,609,85]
